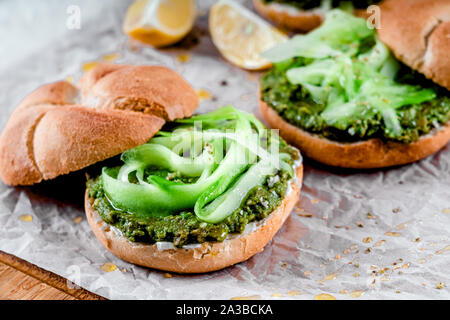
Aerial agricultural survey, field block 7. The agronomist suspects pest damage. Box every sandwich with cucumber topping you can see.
[0,63,303,273]
[253,0,381,32]
[258,3,450,168]
[86,106,303,273]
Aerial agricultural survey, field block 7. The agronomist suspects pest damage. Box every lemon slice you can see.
[209,0,288,70]
[123,0,196,47]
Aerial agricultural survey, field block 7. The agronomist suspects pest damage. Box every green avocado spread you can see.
[87,107,300,248]
[262,0,381,10]
[260,10,450,144]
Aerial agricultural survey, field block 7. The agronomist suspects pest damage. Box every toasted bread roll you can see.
[79,63,199,120]
[252,0,375,32]
[252,0,323,32]
[377,0,450,90]
[0,64,198,186]
[33,106,164,181]
[85,165,303,273]
[260,100,450,168]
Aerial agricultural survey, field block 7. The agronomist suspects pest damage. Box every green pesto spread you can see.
[86,107,300,248]
[87,164,293,247]
[261,59,450,143]
[262,0,381,10]
[260,10,450,144]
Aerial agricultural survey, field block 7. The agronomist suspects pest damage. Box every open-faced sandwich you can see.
[253,0,381,32]
[0,63,303,273]
[258,1,450,168]
[86,105,303,273]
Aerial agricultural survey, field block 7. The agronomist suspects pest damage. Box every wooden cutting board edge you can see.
[0,250,106,300]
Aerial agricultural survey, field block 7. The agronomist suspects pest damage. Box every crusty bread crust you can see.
[378,0,450,90]
[84,165,303,273]
[79,63,199,121]
[260,100,450,168]
[0,64,198,186]
[33,107,164,181]
[252,0,375,32]
[253,0,323,32]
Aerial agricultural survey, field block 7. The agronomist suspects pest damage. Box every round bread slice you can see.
[377,0,450,91]
[85,165,303,273]
[0,64,198,186]
[260,100,450,168]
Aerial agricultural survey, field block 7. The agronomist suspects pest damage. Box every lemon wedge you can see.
[209,0,288,70]
[123,0,196,47]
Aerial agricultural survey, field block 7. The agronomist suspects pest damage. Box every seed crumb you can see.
[101,263,117,272]
[176,53,191,63]
[298,213,313,218]
[384,232,401,237]
[315,293,336,300]
[271,292,283,298]
[19,214,33,222]
[230,295,261,300]
[73,216,83,224]
[350,290,364,298]
[363,237,372,243]
[196,89,212,101]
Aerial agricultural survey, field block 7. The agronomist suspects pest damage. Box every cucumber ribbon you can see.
[261,9,437,138]
[102,106,294,223]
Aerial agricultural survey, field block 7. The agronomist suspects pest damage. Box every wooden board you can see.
[0,250,105,300]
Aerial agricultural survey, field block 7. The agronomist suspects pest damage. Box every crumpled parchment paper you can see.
[0,0,449,300]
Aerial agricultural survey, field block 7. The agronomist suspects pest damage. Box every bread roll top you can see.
[0,64,198,186]
[378,0,450,90]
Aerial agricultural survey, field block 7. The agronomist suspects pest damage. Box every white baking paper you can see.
[0,0,449,300]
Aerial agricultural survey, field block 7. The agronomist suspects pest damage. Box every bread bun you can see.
[252,0,323,32]
[377,0,450,90]
[260,100,450,168]
[85,165,303,273]
[0,64,198,186]
[252,0,374,32]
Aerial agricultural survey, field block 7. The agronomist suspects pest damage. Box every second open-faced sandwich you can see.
[258,1,450,168]
[0,63,303,273]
